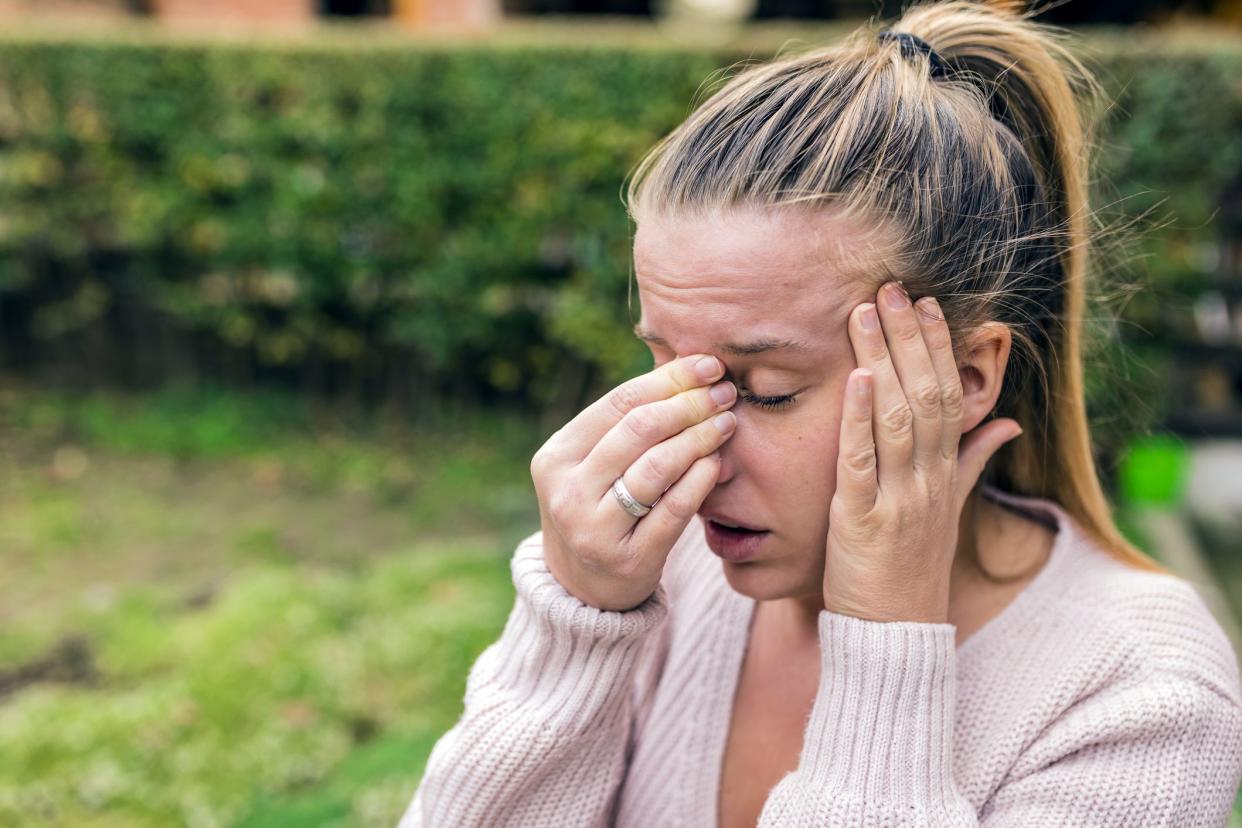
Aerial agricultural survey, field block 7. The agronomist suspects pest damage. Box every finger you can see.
[834,368,877,515]
[581,378,736,503]
[913,296,966,460]
[958,418,1023,498]
[848,301,913,483]
[876,281,942,472]
[594,407,736,536]
[551,353,725,464]
[627,450,723,551]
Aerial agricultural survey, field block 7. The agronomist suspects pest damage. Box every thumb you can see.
[957,418,1022,491]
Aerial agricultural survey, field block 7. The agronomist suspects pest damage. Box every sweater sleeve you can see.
[397,530,670,828]
[757,610,1242,828]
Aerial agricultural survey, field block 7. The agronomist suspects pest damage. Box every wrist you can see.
[823,591,948,624]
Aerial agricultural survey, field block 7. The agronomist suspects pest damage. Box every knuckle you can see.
[912,381,942,413]
[659,491,696,521]
[684,389,713,422]
[530,427,569,479]
[924,328,951,351]
[941,382,965,416]
[694,419,722,452]
[607,382,644,420]
[639,451,673,486]
[622,407,661,442]
[844,444,876,475]
[546,488,574,523]
[896,323,924,345]
[880,402,914,436]
[529,445,553,479]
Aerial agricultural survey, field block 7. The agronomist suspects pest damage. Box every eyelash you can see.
[651,356,797,410]
[739,388,798,411]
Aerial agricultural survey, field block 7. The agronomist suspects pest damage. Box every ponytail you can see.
[625,0,1167,575]
[899,1,1165,574]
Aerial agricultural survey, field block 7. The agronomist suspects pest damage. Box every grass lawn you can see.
[0,380,544,827]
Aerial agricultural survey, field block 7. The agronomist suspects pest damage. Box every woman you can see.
[400,2,1242,825]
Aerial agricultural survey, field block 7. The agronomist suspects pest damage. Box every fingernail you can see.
[855,369,872,397]
[712,411,735,434]
[860,303,880,331]
[884,282,910,310]
[709,380,735,405]
[916,297,942,321]
[696,356,721,379]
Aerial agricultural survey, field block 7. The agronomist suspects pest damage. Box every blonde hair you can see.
[623,0,1167,577]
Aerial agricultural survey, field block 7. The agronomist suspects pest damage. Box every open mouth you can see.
[708,519,770,537]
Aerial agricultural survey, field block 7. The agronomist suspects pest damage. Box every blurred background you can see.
[0,1,1240,826]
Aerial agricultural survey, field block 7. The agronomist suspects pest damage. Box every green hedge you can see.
[0,29,1238,442]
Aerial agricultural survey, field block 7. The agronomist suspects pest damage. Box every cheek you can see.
[736,391,845,491]
[791,384,851,498]
[792,405,844,494]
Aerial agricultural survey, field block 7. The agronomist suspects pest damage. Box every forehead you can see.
[632,205,888,357]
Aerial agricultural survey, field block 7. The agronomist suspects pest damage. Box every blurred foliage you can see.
[0,37,723,416]
[0,32,1237,440]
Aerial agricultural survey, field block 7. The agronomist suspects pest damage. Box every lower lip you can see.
[703,519,771,563]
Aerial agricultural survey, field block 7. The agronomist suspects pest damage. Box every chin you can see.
[719,557,810,602]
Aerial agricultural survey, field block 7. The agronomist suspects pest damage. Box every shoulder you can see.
[998,519,1242,794]
[1046,523,1241,709]
[980,485,1240,703]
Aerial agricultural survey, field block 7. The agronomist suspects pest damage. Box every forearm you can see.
[758,610,1242,827]
[758,610,975,827]
[400,533,669,828]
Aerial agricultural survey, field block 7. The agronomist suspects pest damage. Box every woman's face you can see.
[633,205,892,602]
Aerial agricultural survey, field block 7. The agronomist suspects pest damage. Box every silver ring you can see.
[612,475,656,518]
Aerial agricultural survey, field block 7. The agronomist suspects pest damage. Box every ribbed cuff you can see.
[799,609,958,811]
[465,530,670,735]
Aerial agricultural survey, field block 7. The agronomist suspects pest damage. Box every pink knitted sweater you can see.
[399,485,1242,826]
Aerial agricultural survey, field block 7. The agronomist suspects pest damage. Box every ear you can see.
[957,322,1012,434]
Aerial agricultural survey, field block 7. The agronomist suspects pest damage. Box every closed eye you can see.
[740,389,798,411]
[648,353,799,411]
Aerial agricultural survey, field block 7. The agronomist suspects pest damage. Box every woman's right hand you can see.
[529,354,738,611]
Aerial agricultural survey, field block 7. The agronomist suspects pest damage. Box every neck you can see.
[774,489,999,642]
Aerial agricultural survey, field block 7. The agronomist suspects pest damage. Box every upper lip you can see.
[698,509,768,532]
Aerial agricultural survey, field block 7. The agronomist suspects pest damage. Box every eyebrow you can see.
[632,322,813,357]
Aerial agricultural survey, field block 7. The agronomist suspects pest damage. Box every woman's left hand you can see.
[824,280,1023,624]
